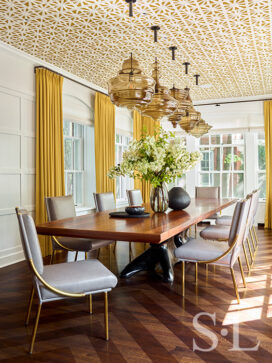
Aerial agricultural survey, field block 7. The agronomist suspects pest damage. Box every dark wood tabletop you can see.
[36,198,236,244]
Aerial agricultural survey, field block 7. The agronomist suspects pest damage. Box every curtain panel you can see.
[35,68,65,256]
[94,93,116,195]
[133,111,160,203]
[264,100,272,229]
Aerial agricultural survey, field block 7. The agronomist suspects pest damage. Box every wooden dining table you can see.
[36,198,236,282]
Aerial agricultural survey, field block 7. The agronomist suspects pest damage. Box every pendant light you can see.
[108,53,155,110]
[140,26,178,121]
[108,3,155,110]
[168,46,189,128]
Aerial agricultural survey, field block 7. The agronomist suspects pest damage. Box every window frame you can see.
[198,133,245,199]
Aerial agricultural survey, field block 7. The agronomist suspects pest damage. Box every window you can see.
[257,132,266,199]
[64,120,84,205]
[199,133,245,198]
[115,133,134,202]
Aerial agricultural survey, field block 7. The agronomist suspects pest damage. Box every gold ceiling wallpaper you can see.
[0,0,271,100]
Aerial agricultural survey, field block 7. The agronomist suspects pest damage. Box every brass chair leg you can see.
[246,237,254,265]
[195,262,198,285]
[113,242,117,255]
[50,250,55,264]
[74,251,78,262]
[249,228,256,251]
[242,241,250,271]
[181,261,185,297]
[129,242,132,261]
[89,295,93,314]
[29,303,42,354]
[194,224,197,238]
[97,248,100,260]
[85,252,88,260]
[230,268,240,304]
[104,292,109,341]
[253,226,259,247]
[238,256,246,288]
[25,287,35,326]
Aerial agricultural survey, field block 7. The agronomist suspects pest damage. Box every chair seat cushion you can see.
[56,237,114,252]
[174,238,230,264]
[200,225,230,240]
[216,215,232,226]
[40,259,118,300]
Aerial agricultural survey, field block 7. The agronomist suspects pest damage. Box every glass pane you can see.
[73,123,83,137]
[211,135,220,144]
[75,173,83,204]
[233,146,244,171]
[258,173,266,199]
[66,172,73,195]
[223,147,232,170]
[177,174,186,188]
[64,139,73,170]
[210,173,220,187]
[200,173,210,186]
[258,144,266,170]
[233,173,244,198]
[222,173,232,198]
[210,147,220,171]
[222,134,232,144]
[200,149,210,171]
[232,134,244,144]
[116,177,121,200]
[116,134,120,143]
[200,135,209,145]
[63,120,71,136]
[258,133,265,142]
[74,140,83,170]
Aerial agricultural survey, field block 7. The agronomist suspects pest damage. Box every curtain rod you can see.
[34,66,108,96]
[194,98,272,107]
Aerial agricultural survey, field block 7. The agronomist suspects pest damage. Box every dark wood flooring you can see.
[0,228,272,362]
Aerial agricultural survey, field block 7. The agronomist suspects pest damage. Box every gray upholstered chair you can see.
[200,193,257,271]
[126,189,143,206]
[174,197,251,303]
[126,189,144,256]
[45,195,114,263]
[93,192,117,253]
[15,208,117,354]
[194,186,221,236]
[93,192,116,212]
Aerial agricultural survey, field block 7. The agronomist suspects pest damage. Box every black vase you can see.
[168,187,191,210]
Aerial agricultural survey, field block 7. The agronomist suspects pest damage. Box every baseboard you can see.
[0,245,25,268]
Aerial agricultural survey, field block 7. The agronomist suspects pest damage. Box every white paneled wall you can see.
[0,85,35,267]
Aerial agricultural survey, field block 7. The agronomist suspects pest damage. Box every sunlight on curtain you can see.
[94,93,116,195]
[35,69,65,256]
[133,110,160,203]
[264,100,272,229]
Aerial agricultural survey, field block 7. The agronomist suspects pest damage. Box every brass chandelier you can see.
[107,0,212,137]
[108,53,155,110]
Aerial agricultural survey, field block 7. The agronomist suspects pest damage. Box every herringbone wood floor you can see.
[0,228,272,362]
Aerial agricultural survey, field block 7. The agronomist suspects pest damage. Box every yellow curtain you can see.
[133,110,160,203]
[264,100,272,228]
[94,93,116,195]
[35,69,65,256]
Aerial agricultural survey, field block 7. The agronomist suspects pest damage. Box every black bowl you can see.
[125,206,145,215]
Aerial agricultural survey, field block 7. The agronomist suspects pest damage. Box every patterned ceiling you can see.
[0,0,271,100]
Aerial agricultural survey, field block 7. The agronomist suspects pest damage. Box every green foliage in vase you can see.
[108,127,202,187]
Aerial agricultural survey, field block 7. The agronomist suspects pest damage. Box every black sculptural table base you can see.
[120,228,191,283]
[120,243,174,282]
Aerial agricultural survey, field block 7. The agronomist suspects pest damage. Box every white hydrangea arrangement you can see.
[108,127,202,188]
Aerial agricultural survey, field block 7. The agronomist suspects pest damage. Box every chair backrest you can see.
[15,208,44,275]
[195,186,220,199]
[127,189,143,206]
[251,189,260,225]
[45,195,76,221]
[93,192,115,212]
[228,197,251,266]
